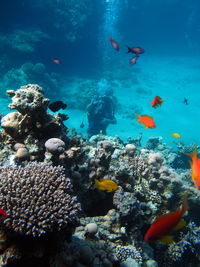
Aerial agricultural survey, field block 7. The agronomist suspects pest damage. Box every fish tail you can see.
[135,113,139,119]
[182,146,198,159]
[94,179,100,188]
[108,37,112,42]
[127,46,131,53]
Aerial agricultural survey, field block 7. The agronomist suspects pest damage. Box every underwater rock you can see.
[1,112,25,138]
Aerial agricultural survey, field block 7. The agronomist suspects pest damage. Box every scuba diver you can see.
[87,90,117,137]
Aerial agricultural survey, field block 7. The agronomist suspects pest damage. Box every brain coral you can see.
[0,163,81,237]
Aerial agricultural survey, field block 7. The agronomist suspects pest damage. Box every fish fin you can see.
[181,192,189,214]
[172,219,186,231]
[159,235,175,245]
[182,146,198,159]
[94,179,100,188]
[141,114,153,119]
[143,126,148,129]
[108,37,112,42]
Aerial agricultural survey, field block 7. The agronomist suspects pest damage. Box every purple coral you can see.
[0,163,81,237]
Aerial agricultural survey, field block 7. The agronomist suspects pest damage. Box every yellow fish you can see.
[94,179,118,192]
[171,132,181,138]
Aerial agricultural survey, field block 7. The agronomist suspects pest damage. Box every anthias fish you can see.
[136,114,156,129]
[129,55,139,65]
[171,132,181,138]
[127,46,145,54]
[144,195,188,243]
[151,96,164,108]
[184,148,200,190]
[108,38,119,51]
[51,57,62,65]
[49,101,67,112]
[94,179,118,192]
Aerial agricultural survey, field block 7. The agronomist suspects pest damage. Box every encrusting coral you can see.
[0,162,81,237]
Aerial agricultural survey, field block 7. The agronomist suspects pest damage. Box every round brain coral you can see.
[0,163,81,237]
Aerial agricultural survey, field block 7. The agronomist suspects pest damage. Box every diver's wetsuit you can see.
[87,96,116,137]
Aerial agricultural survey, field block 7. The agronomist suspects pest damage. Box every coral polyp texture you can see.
[8,84,49,115]
[0,163,81,237]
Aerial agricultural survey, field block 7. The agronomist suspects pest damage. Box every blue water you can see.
[0,0,200,147]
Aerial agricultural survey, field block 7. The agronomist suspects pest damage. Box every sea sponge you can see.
[0,163,81,237]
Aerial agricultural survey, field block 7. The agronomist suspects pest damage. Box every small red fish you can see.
[108,38,119,51]
[51,58,62,65]
[144,195,188,243]
[129,55,139,65]
[151,96,164,108]
[127,46,145,54]
[0,209,7,222]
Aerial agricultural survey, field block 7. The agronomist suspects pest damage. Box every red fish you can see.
[0,209,7,222]
[144,195,188,243]
[50,58,62,65]
[129,55,139,65]
[127,46,145,54]
[151,96,164,108]
[136,114,156,128]
[108,38,119,51]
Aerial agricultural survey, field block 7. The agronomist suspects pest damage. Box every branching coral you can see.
[0,163,81,237]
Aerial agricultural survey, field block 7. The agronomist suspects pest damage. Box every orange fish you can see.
[184,148,200,190]
[136,114,156,129]
[144,195,188,243]
[151,96,164,108]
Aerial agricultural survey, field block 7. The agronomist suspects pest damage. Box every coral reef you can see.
[0,29,49,53]
[0,84,68,165]
[0,83,200,266]
[0,163,81,237]
[0,62,61,98]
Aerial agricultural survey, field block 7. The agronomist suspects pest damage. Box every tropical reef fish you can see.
[171,132,181,138]
[151,96,164,108]
[129,55,139,65]
[51,57,62,65]
[80,121,85,128]
[0,208,7,222]
[49,101,67,112]
[127,46,145,54]
[108,38,119,51]
[136,114,156,129]
[144,195,188,243]
[184,148,200,190]
[94,179,118,192]
[184,98,188,105]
